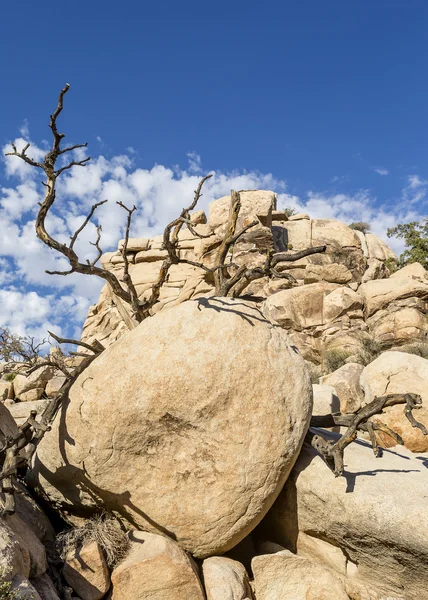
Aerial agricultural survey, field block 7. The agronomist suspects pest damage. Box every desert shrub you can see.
[323,349,353,374]
[394,341,428,359]
[3,373,16,382]
[349,221,371,234]
[56,513,130,568]
[354,335,383,366]
[283,207,296,218]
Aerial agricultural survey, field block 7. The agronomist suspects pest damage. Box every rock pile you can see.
[1,191,428,599]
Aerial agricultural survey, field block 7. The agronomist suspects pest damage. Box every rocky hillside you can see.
[82,190,427,366]
[1,191,428,600]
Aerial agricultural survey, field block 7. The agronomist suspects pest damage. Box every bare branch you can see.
[55,156,91,176]
[117,201,141,319]
[70,200,108,250]
[59,142,88,155]
[47,330,104,354]
[308,393,427,476]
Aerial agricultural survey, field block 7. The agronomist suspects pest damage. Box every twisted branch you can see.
[308,393,427,476]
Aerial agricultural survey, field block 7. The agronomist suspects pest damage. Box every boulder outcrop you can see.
[31,297,312,558]
[260,435,428,600]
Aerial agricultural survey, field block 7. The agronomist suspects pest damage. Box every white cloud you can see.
[19,120,30,138]
[373,167,389,176]
[186,152,202,174]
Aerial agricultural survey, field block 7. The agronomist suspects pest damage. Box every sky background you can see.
[0,0,427,340]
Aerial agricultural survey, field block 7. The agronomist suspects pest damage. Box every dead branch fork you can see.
[308,392,427,476]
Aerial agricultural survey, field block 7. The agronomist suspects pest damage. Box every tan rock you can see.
[14,483,55,543]
[111,531,205,600]
[390,262,428,281]
[282,219,312,250]
[251,549,348,600]
[296,531,347,575]
[320,362,364,413]
[288,213,310,220]
[0,380,13,401]
[262,435,428,600]
[323,287,363,322]
[45,376,66,397]
[18,388,45,402]
[0,401,19,440]
[208,190,276,234]
[353,230,369,257]
[190,209,207,224]
[0,518,31,581]
[202,556,253,600]
[8,400,49,427]
[304,263,352,284]
[311,219,362,249]
[0,513,47,582]
[32,297,312,558]
[367,305,428,345]
[118,237,150,251]
[362,258,389,282]
[359,277,428,316]
[134,248,168,262]
[262,282,340,330]
[63,541,110,600]
[13,366,54,400]
[312,384,340,416]
[365,232,396,261]
[360,351,428,451]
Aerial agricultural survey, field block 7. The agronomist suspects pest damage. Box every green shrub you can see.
[283,207,296,218]
[3,373,16,382]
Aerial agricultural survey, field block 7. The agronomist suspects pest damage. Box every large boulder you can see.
[260,435,428,600]
[360,351,428,452]
[31,297,312,558]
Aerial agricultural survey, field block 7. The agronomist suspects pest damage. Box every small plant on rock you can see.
[349,221,371,234]
[354,335,383,366]
[322,348,353,374]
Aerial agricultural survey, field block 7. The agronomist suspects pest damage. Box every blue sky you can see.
[0,1,427,339]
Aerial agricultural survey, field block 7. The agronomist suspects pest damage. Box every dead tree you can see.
[3,83,426,515]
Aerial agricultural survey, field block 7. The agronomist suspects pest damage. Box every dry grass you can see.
[354,335,383,366]
[56,513,130,568]
[393,341,428,359]
[322,348,353,374]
